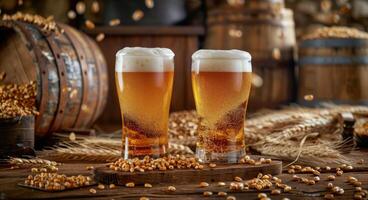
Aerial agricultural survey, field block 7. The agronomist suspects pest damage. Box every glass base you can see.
[122,144,167,160]
[196,147,245,163]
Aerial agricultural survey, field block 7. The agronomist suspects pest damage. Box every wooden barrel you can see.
[0,20,108,137]
[298,38,368,106]
[0,116,35,158]
[205,3,296,112]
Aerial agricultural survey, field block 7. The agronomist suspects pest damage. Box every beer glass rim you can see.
[116,47,175,58]
[192,49,251,61]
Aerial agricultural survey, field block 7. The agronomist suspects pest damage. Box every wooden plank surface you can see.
[94,161,282,185]
[0,150,367,199]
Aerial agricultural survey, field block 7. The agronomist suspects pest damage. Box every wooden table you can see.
[0,150,367,200]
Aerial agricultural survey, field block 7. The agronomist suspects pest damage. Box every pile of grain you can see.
[303,26,368,40]
[1,12,60,34]
[169,110,199,147]
[0,81,38,119]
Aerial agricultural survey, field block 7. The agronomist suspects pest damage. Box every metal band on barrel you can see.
[300,39,368,48]
[299,56,368,65]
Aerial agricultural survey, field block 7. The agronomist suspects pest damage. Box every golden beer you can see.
[191,49,252,163]
[115,47,174,159]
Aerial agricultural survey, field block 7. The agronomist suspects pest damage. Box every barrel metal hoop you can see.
[43,32,68,133]
[4,21,51,135]
[84,37,103,126]
[299,56,368,65]
[58,24,90,128]
[300,39,368,48]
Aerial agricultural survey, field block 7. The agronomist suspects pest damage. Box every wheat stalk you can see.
[8,157,59,168]
[169,105,368,166]
[40,146,120,163]
[38,134,194,163]
[36,105,368,165]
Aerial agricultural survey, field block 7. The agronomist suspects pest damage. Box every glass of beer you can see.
[115,47,174,159]
[191,49,252,163]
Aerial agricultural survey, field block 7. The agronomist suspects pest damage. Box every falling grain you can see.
[109,19,120,26]
[96,33,105,42]
[132,10,144,21]
[76,1,86,14]
[145,0,154,9]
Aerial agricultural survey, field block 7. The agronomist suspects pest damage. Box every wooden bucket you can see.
[205,5,296,111]
[298,38,368,106]
[0,21,108,137]
[0,116,35,158]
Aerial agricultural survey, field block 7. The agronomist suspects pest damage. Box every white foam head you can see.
[115,47,175,72]
[192,49,252,72]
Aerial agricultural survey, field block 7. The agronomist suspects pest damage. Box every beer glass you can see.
[191,49,252,163]
[115,47,174,159]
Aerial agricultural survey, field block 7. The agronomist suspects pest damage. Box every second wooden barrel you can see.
[0,20,108,137]
[298,37,368,106]
[205,2,296,111]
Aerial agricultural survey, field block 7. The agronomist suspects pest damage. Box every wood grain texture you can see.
[94,161,282,185]
[0,150,368,199]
